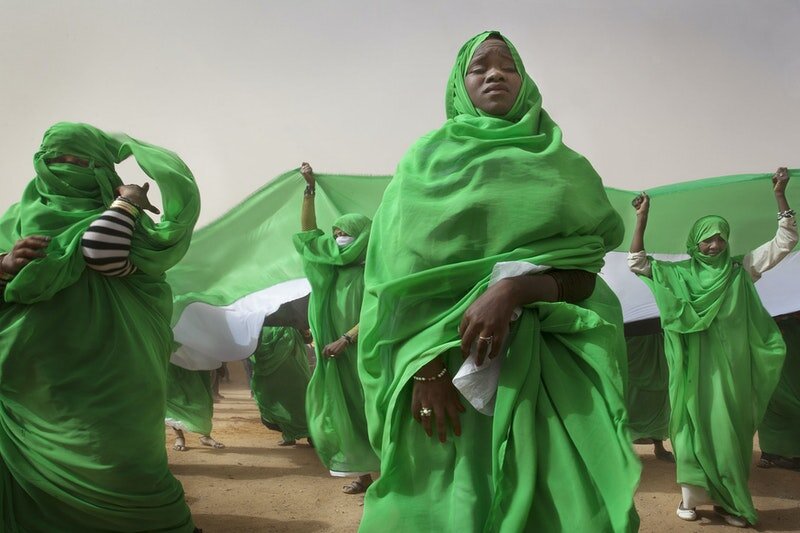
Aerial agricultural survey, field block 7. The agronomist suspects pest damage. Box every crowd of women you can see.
[0,31,797,532]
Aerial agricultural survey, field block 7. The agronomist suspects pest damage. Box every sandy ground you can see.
[167,365,800,533]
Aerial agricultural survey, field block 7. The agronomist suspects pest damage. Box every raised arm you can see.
[743,167,798,280]
[300,162,318,231]
[81,183,160,277]
[630,193,649,253]
[627,193,653,278]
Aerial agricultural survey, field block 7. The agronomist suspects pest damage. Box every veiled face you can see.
[333,228,350,238]
[698,234,727,256]
[464,38,522,116]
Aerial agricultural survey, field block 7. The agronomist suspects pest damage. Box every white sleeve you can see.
[627,250,653,278]
[742,216,798,281]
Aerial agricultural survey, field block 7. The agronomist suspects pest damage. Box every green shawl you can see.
[640,216,786,523]
[250,327,312,442]
[293,214,379,473]
[0,122,200,532]
[165,364,214,436]
[358,32,640,532]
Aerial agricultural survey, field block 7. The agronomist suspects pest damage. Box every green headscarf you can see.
[648,215,734,333]
[358,31,639,532]
[0,122,199,531]
[0,122,200,303]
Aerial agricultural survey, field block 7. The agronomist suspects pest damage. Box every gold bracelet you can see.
[412,367,448,382]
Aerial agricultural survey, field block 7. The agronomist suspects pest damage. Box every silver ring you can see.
[419,407,433,417]
[478,335,494,343]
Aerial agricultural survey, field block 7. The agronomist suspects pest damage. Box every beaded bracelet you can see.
[412,367,448,382]
[304,185,316,197]
[777,209,796,220]
[341,333,354,345]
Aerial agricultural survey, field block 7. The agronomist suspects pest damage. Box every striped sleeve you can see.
[81,199,139,277]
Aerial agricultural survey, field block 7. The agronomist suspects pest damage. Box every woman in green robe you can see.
[165,363,225,451]
[0,122,200,532]
[758,312,800,470]
[625,331,673,461]
[250,326,312,445]
[293,163,379,494]
[628,169,796,527]
[358,32,641,532]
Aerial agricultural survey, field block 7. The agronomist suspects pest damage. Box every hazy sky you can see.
[1,0,798,226]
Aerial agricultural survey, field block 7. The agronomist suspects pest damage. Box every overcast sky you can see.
[1,0,798,225]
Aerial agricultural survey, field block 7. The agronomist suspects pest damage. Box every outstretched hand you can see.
[632,192,650,217]
[116,183,160,214]
[1,236,50,276]
[300,162,315,188]
[323,337,349,358]
[773,167,790,195]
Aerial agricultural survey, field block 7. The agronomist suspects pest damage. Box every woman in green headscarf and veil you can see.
[358,32,641,532]
[293,162,379,494]
[628,168,796,527]
[0,122,200,532]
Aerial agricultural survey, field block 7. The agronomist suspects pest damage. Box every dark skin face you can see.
[698,234,727,256]
[464,38,522,116]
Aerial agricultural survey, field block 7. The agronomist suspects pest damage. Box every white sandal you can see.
[676,501,697,521]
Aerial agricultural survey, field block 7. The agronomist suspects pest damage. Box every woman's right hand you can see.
[411,360,465,443]
[632,192,650,217]
[1,236,50,276]
[300,162,315,189]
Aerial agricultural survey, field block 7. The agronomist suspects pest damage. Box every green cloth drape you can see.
[640,217,786,524]
[626,334,670,441]
[293,214,379,473]
[0,122,200,532]
[358,32,640,532]
[250,327,311,442]
[165,365,214,436]
[759,314,800,458]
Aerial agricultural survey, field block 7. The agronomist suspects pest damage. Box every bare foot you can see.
[278,439,296,446]
[173,436,188,452]
[199,435,225,449]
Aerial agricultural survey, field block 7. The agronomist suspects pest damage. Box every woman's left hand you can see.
[458,279,520,366]
[116,183,161,215]
[773,167,790,194]
[323,337,349,358]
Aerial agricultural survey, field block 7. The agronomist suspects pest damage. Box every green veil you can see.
[0,122,200,531]
[358,32,640,532]
[294,213,379,473]
[640,216,785,523]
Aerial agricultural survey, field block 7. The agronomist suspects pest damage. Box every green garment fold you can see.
[0,123,199,532]
[250,327,311,442]
[626,334,670,442]
[759,314,800,458]
[640,216,786,524]
[358,32,640,532]
[294,214,379,473]
[165,364,214,436]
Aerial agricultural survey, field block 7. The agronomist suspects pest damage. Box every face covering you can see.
[336,235,355,248]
